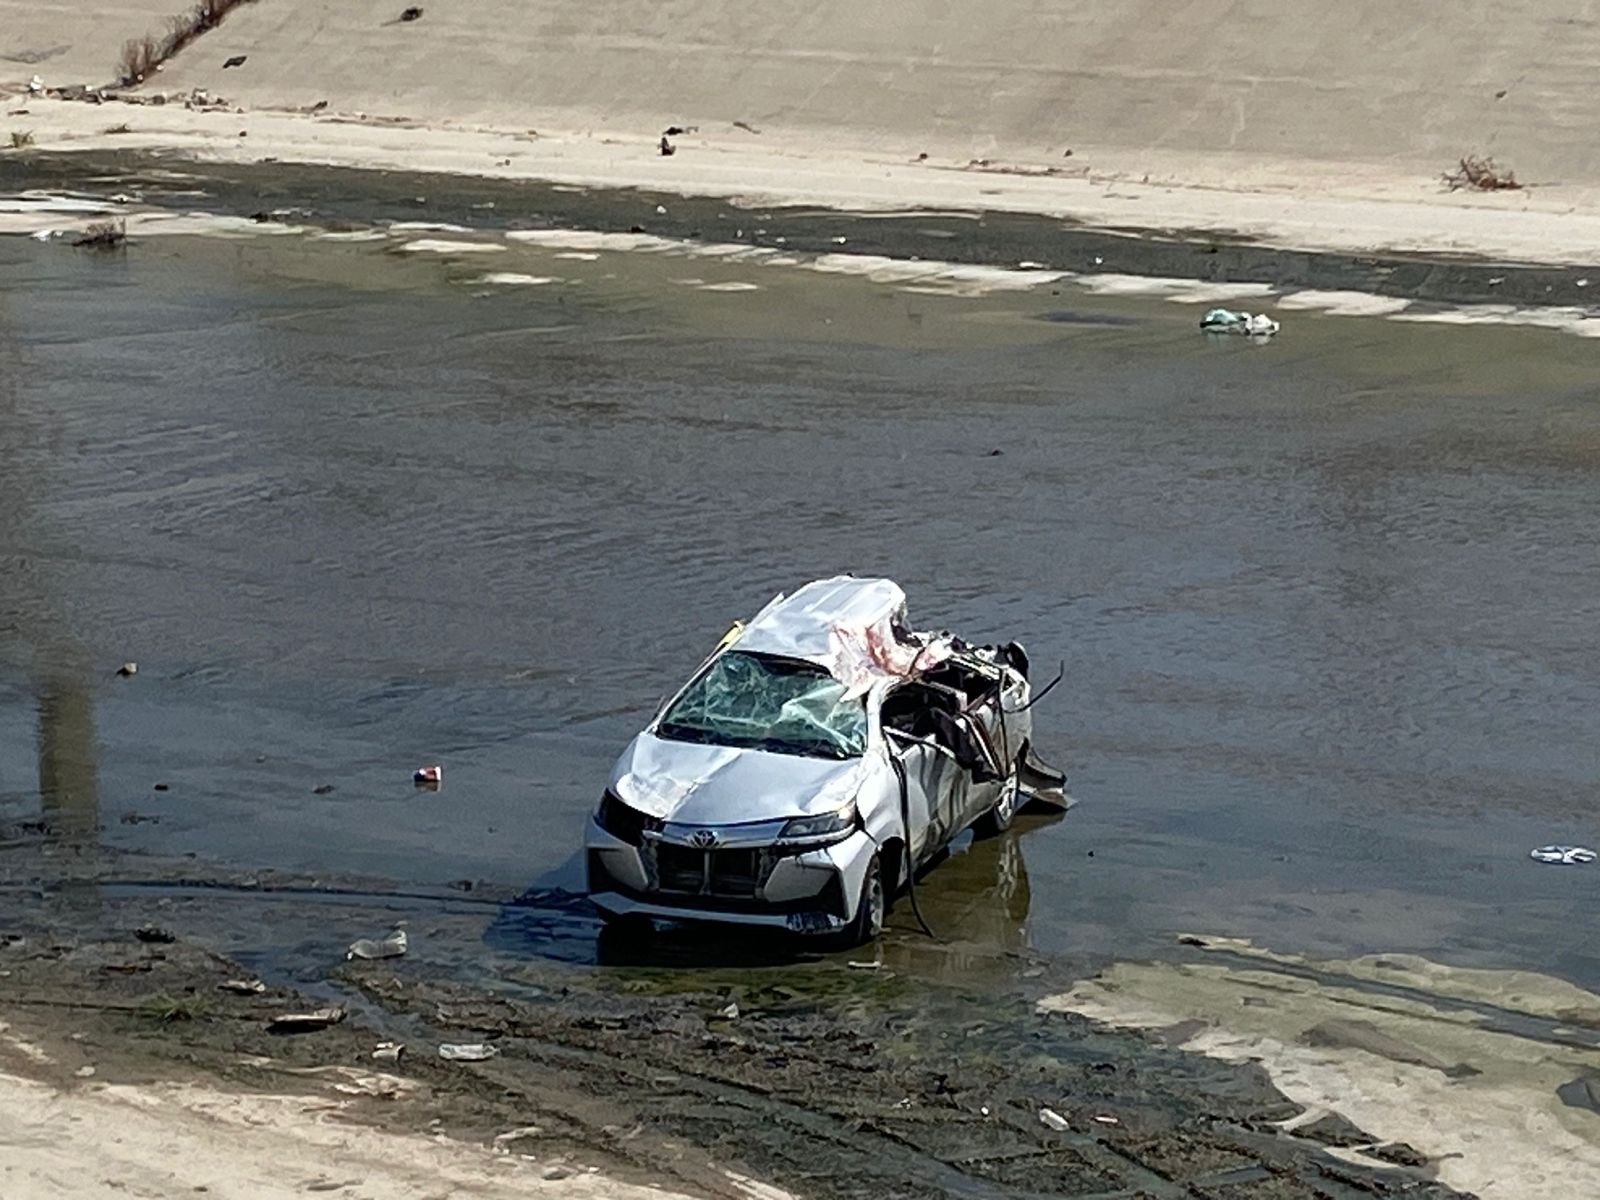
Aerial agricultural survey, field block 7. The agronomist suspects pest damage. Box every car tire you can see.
[836,853,885,948]
[972,770,1021,839]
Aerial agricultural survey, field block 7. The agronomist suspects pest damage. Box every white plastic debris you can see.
[439,1042,498,1061]
[719,1001,740,1020]
[372,1041,405,1062]
[1039,1107,1070,1132]
[218,978,266,995]
[1530,845,1596,865]
[267,1007,346,1032]
[27,75,43,94]
[1200,307,1280,338]
[347,929,408,960]
[413,764,442,786]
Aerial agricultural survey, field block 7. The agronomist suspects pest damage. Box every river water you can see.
[2,172,1598,992]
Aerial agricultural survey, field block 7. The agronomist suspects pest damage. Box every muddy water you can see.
[1,193,1599,998]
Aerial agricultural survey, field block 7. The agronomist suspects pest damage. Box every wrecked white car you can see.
[585,576,1066,945]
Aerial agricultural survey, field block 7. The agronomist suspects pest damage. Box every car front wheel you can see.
[837,853,885,947]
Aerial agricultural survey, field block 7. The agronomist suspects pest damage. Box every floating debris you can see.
[1200,307,1279,338]
[372,1041,405,1062]
[413,765,442,787]
[134,924,176,944]
[1530,845,1596,865]
[347,929,408,960]
[439,1042,498,1061]
[1039,1107,1070,1132]
[268,1007,346,1033]
[218,978,266,995]
[116,662,138,677]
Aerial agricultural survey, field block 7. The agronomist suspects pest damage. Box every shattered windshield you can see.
[656,652,867,760]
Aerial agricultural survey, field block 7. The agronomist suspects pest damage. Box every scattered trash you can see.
[399,6,424,21]
[312,784,335,795]
[662,125,697,136]
[439,1042,497,1061]
[218,978,266,995]
[732,120,760,134]
[654,204,668,215]
[1530,845,1596,865]
[493,1124,543,1144]
[846,961,884,971]
[222,55,247,68]
[658,135,675,157]
[719,1001,740,1020]
[119,811,158,825]
[268,1007,346,1033]
[1093,1114,1120,1126]
[1039,1107,1070,1132]
[152,783,170,792]
[347,929,409,960]
[75,1065,96,1078]
[134,924,176,944]
[30,229,53,242]
[1177,934,1208,947]
[413,764,442,787]
[1200,307,1279,338]
[1444,154,1521,192]
[27,75,43,94]
[979,1105,990,1116]
[116,661,138,677]
[372,1041,405,1062]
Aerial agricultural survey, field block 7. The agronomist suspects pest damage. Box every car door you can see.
[881,681,974,864]
[885,731,966,865]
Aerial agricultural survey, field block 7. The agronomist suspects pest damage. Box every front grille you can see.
[656,843,708,892]
[653,845,765,898]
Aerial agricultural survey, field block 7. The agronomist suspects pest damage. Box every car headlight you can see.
[595,790,660,845]
[778,800,858,844]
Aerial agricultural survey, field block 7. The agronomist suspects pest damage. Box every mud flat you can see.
[0,821,1469,1200]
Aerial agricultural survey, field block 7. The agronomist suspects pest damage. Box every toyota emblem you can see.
[689,829,718,849]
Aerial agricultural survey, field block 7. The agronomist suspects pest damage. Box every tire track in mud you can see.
[350,964,1466,1200]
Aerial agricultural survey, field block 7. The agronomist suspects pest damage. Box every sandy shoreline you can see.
[6,93,1600,270]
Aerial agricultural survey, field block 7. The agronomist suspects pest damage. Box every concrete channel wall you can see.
[7,0,1600,183]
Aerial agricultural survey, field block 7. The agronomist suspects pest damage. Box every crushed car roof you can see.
[734,576,907,665]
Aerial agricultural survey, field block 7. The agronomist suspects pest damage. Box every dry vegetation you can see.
[74,219,128,250]
[1444,154,1523,191]
[117,0,255,86]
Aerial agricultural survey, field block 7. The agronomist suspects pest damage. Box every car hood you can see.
[609,732,865,825]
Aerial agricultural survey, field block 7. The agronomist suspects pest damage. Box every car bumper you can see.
[586,821,878,935]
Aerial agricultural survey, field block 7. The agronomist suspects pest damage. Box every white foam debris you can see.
[552,251,601,261]
[1072,273,1278,304]
[3,197,116,217]
[1391,303,1600,337]
[699,281,761,292]
[1275,290,1412,317]
[396,238,505,254]
[475,272,557,286]
[808,253,1065,293]
[506,229,678,253]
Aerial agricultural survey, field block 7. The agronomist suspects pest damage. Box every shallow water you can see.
[2,197,1598,991]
